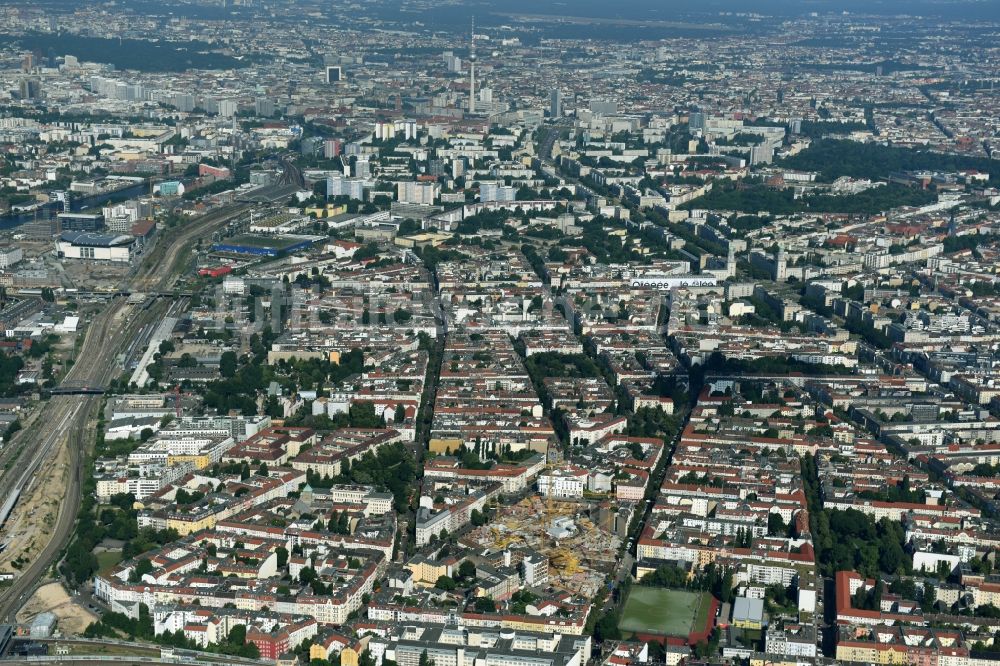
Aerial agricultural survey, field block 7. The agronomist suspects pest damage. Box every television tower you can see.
[468,17,476,114]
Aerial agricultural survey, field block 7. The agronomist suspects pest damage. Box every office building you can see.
[589,100,617,116]
[550,89,563,118]
[173,93,196,113]
[327,175,366,201]
[255,98,276,117]
[397,181,439,206]
[480,182,517,203]
[324,139,342,159]
[18,78,40,100]
[355,158,371,179]
[0,248,23,270]
[219,99,238,117]
[155,181,185,196]
[57,212,104,232]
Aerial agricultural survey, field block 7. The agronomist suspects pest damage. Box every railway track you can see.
[0,297,159,622]
[132,203,251,293]
[0,201,253,621]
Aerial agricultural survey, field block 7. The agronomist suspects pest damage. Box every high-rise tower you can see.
[775,245,787,282]
[550,89,562,118]
[468,18,476,114]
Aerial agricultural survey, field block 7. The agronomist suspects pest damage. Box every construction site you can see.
[464,494,623,598]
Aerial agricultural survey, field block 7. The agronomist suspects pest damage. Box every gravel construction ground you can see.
[17,582,97,636]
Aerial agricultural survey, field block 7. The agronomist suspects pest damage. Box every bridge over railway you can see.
[48,383,106,396]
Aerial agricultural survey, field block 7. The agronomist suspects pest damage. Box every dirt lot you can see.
[62,260,129,290]
[17,582,97,636]
[0,428,70,573]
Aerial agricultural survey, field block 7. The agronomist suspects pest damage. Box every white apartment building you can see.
[397,181,439,205]
[536,467,588,499]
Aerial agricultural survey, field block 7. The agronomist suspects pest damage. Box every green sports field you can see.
[618,587,711,637]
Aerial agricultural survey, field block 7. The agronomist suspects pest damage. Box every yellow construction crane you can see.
[549,547,581,575]
[491,528,523,549]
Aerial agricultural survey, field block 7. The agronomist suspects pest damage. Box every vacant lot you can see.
[51,641,160,657]
[619,586,710,637]
[18,583,97,636]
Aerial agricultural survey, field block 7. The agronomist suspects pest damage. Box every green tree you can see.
[337,511,349,534]
[128,558,154,583]
[720,569,734,603]
[767,512,787,537]
[593,611,622,642]
[219,351,238,378]
[436,575,457,591]
[640,564,688,588]
[473,597,496,613]
[228,624,247,645]
[458,560,477,580]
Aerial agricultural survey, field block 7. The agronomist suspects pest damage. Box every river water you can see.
[0,182,150,231]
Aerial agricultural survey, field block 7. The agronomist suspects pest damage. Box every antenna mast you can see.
[468,17,476,115]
